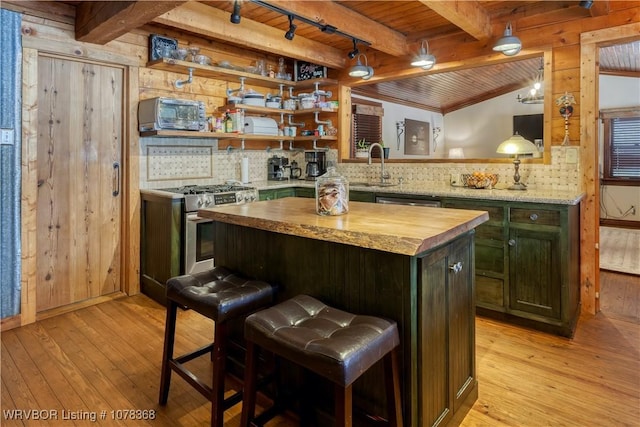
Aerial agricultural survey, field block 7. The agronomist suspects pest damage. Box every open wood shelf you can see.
[219,104,338,115]
[147,58,337,90]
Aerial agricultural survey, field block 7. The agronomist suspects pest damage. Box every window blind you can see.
[609,117,640,178]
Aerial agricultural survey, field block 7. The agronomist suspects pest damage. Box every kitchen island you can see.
[199,197,489,427]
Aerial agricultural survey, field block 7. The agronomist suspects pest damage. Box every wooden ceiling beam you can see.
[153,2,347,69]
[265,0,410,57]
[75,1,188,44]
[419,0,492,41]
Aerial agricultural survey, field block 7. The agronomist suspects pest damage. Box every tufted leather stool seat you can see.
[241,294,403,427]
[159,267,275,427]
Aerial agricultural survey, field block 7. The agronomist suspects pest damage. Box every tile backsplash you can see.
[139,138,579,193]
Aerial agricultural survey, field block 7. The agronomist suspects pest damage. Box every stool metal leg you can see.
[159,300,178,405]
[384,348,403,427]
[240,340,258,427]
[335,383,353,427]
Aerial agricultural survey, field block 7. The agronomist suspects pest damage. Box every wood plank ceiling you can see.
[49,1,640,112]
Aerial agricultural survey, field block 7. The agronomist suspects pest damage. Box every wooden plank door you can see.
[36,55,123,312]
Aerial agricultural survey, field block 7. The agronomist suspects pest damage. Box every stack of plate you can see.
[243,93,265,107]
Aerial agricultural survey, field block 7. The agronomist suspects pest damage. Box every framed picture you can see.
[294,60,327,81]
[148,34,178,62]
[404,119,430,155]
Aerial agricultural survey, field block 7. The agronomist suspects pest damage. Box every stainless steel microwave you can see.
[138,97,206,132]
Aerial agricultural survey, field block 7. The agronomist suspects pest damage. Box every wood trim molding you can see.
[579,21,640,315]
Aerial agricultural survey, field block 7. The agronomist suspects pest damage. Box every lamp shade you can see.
[349,54,372,78]
[493,22,521,56]
[411,41,436,69]
[496,134,537,155]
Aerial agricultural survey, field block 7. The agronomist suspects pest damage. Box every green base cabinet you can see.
[443,198,580,337]
[259,187,296,200]
[212,222,477,426]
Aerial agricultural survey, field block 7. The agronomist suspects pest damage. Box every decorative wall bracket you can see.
[556,92,576,146]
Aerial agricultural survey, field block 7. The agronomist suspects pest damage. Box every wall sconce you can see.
[556,91,577,146]
[230,0,241,24]
[349,54,374,80]
[411,40,436,70]
[493,22,521,56]
[284,15,296,40]
[496,133,538,190]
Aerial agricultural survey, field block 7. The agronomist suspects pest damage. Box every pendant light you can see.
[349,54,373,79]
[411,40,436,70]
[493,22,521,56]
[517,58,544,104]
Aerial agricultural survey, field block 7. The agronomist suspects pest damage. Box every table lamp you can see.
[496,133,538,190]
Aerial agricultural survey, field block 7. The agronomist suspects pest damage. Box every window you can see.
[352,101,383,156]
[601,108,640,185]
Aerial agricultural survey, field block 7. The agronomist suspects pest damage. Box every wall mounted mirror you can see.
[350,50,551,162]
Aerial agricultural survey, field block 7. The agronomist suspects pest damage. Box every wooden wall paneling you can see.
[552,45,581,71]
[18,48,39,328]
[338,84,352,161]
[21,17,144,67]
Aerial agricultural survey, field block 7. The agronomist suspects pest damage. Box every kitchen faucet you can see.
[368,143,391,184]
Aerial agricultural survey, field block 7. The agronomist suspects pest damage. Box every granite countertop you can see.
[198,197,489,256]
[255,179,585,205]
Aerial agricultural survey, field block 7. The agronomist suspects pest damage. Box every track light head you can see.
[348,38,360,59]
[230,0,241,24]
[579,0,593,9]
[284,15,296,40]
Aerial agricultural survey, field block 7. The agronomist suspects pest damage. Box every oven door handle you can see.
[186,213,213,224]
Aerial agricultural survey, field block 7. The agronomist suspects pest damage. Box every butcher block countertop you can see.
[199,197,489,256]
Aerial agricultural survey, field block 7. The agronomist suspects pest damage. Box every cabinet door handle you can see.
[508,239,516,246]
[529,213,539,221]
[449,261,463,273]
[112,162,120,197]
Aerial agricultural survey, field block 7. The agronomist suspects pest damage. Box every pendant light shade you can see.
[349,54,373,79]
[493,22,521,56]
[411,41,436,70]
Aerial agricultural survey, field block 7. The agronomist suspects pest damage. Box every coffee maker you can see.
[304,151,327,180]
[268,155,289,181]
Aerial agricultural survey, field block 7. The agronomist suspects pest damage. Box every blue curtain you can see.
[0,9,22,318]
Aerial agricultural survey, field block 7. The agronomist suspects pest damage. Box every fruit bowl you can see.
[462,172,498,189]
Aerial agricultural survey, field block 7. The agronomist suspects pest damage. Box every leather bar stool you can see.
[159,266,275,427]
[241,294,403,427]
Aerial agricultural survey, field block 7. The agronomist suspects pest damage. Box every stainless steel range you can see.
[161,184,258,275]
[140,184,258,304]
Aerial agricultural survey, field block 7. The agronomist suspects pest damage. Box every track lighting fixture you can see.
[348,38,360,59]
[250,1,371,51]
[349,54,373,80]
[579,0,593,9]
[410,40,436,70]
[230,0,241,24]
[493,22,522,56]
[284,15,296,40]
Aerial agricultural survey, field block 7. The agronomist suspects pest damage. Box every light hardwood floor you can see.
[2,273,638,427]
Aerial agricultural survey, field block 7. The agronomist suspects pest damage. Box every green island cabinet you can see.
[442,198,581,337]
[202,197,482,427]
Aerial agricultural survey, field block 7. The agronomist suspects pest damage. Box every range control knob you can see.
[203,195,212,207]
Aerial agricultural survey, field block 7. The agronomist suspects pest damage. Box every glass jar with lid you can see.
[315,167,349,216]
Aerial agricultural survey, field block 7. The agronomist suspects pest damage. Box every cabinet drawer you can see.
[476,276,504,307]
[476,244,504,274]
[510,208,560,226]
[444,202,504,222]
[476,224,504,241]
